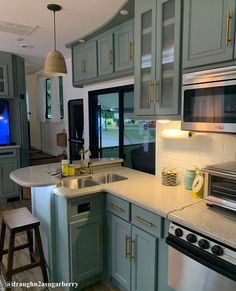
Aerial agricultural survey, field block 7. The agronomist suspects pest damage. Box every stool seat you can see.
[0,207,48,290]
[1,207,39,231]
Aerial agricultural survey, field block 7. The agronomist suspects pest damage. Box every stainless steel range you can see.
[166,222,236,291]
[203,161,236,211]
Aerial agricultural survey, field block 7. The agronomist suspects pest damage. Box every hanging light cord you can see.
[53,10,56,50]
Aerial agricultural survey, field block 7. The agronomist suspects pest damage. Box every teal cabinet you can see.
[98,31,114,76]
[183,0,235,69]
[114,19,134,72]
[110,214,131,290]
[72,40,97,85]
[131,226,157,291]
[0,65,8,96]
[70,215,103,282]
[134,0,182,118]
[0,148,20,201]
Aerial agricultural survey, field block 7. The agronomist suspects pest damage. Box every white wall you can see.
[156,121,236,182]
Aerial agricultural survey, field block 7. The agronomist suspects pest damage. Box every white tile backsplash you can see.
[156,121,236,182]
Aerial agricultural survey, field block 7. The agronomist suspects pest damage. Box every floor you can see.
[0,201,120,291]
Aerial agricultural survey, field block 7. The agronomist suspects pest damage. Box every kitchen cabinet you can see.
[107,195,159,291]
[134,0,182,118]
[183,0,235,69]
[0,65,8,96]
[0,147,20,202]
[97,31,114,76]
[72,40,97,85]
[114,19,134,72]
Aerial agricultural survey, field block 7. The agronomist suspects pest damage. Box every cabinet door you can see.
[0,160,19,198]
[155,0,181,116]
[72,44,85,83]
[110,214,131,290]
[84,41,97,79]
[134,0,157,116]
[131,226,157,291]
[16,57,26,99]
[98,32,114,76]
[183,0,235,69]
[70,215,103,282]
[115,19,134,72]
[0,65,8,96]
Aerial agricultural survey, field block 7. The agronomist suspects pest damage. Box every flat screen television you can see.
[0,100,10,145]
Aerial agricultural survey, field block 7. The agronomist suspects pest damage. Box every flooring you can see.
[0,201,120,291]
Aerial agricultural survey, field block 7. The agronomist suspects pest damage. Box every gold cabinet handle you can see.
[149,80,155,104]
[130,239,135,261]
[129,41,133,60]
[154,80,159,103]
[125,235,130,258]
[109,49,113,65]
[133,216,154,228]
[226,10,232,46]
[109,203,123,213]
[83,59,86,72]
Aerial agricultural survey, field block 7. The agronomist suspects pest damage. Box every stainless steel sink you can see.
[62,172,128,189]
[91,172,128,184]
[62,177,99,189]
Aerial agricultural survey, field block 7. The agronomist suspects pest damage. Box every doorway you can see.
[89,85,156,174]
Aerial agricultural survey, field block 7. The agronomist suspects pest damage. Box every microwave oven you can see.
[182,65,236,133]
[203,161,236,212]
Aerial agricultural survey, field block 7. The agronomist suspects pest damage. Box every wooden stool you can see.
[0,207,48,287]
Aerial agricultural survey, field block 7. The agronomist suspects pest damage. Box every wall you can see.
[156,121,236,182]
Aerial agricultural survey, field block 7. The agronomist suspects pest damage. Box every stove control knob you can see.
[211,245,224,256]
[186,233,197,243]
[174,228,183,237]
[198,239,210,249]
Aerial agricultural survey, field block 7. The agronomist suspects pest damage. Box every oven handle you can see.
[166,234,236,282]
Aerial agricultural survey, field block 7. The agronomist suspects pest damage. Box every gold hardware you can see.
[155,80,159,102]
[109,49,113,65]
[109,203,123,213]
[133,216,154,227]
[129,41,133,60]
[226,10,232,47]
[125,235,130,258]
[130,239,135,261]
[83,59,86,72]
[149,80,155,104]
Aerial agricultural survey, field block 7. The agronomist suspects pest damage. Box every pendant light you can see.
[44,4,67,76]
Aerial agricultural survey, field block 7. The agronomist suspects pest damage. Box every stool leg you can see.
[0,222,6,274]
[26,230,35,263]
[6,230,15,284]
[34,226,48,283]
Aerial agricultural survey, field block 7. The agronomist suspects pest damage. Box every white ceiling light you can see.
[44,4,67,77]
[120,9,129,16]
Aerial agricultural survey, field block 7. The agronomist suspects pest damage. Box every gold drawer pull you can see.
[130,239,135,261]
[109,203,124,213]
[125,235,130,258]
[109,49,113,65]
[133,215,154,227]
[226,10,232,47]
[129,41,133,60]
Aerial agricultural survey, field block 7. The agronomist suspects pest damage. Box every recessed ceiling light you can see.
[120,9,129,16]
[20,44,34,48]
[79,39,86,43]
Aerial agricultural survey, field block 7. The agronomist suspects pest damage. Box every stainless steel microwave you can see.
[181,66,236,133]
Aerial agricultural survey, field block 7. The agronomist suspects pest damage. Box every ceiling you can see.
[0,0,126,74]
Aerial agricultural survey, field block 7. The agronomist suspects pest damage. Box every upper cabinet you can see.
[0,65,8,96]
[98,31,114,76]
[134,0,182,118]
[183,0,236,69]
[114,19,134,72]
[73,40,97,86]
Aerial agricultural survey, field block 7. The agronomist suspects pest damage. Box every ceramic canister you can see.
[184,169,196,190]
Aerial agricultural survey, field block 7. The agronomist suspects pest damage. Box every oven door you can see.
[166,235,236,291]
[181,79,236,133]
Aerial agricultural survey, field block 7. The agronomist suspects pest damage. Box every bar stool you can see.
[0,207,48,287]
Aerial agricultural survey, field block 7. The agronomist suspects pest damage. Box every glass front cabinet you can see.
[0,65,8,96]
[134,0,182,118]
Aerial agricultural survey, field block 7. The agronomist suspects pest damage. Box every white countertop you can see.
[168,201,236,249]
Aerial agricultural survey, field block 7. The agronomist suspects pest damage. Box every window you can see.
[45,77,64,119]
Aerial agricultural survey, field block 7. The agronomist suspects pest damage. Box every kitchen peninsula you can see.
[10,161,236,291]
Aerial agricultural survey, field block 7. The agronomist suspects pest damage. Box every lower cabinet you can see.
[0,147,20,201]
[70,215,103,283]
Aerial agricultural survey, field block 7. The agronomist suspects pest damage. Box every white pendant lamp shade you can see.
[44,4,67,76]
[44,50,67,76]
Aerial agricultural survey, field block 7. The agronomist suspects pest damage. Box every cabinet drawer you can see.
[69,193,104,222]
[106,193,130,221]
[0,149,17,159]
[131,204,163,238]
